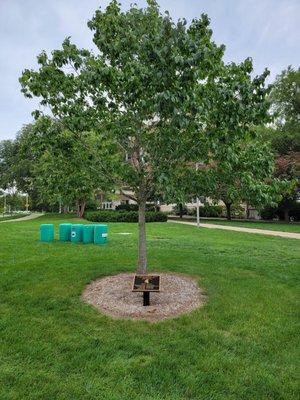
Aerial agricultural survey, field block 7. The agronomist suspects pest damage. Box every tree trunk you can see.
[76,200,86,218]
[225,202,232,220]
[284,208,290,222]
[137,200,147,274]
[179,203,183,219]
[246,203,250,219]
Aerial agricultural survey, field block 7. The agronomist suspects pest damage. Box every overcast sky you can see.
[0,0,299,140]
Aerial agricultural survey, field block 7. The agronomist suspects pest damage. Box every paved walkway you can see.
[0,213,44,223]
[168,220,300,240]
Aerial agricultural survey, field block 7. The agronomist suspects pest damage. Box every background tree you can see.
[259,67,300,220]
[198,139,284,220]
[1,123,58,210]
[20,117,116,217]
[0,139,18,191]
[1,118,116,216]
[188,61,286,220]
[269,66,300,140]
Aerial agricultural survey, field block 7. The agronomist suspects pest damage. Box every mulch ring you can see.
[82,272,205,322]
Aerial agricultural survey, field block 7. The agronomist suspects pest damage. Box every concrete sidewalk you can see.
[0,213,44,223]
[168,219,300,240]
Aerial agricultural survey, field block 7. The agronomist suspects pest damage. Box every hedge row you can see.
[84,210,167,223]
[188,204,224,218]
[115,203,159,212]
[173,204,224,218]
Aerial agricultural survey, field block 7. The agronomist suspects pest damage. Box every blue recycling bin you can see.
[59,223,72,242]
[83,224,94,244]
[71,224,83,243]
[40,224,54,242]
[94,224,108,245]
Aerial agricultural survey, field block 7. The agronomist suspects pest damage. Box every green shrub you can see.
[115,204,138,211]
[85,198,100,211]
[172,204,188,216]
[116,203,159,212]
[260,206,278,220]
[230,204,246,219]
[202,205,223,217]
[84,210,167,222]
[178,204,224,217]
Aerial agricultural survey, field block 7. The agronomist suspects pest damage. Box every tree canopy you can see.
[1,118,116,217]
[0,139,16,191]
[258,67,300,220]
[179,61,279,219]
[198,138,285,219]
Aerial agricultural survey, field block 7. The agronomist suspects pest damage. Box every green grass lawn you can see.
[1,215,299,399]
[173,217,300,233]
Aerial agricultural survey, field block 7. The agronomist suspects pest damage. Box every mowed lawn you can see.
[172,217,300,233]
[0,215,299,400]
[200,219,300,233]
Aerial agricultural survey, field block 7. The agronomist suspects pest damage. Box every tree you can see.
[0,139,33,213]
[261,67,300,156]
[1,118,116,216]
[19,118,115,217]
[260,67,300,221]
[0,139,17,191]
[198,139,284,220]
[189,60,285,220]
[88,1,228,272]
[269,66,300,139]
[1,123,55,204]
[20,1,224,273]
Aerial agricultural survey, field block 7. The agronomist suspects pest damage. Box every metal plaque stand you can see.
[132,275,160,306]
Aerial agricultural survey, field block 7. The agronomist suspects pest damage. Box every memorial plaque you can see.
[132,275,160,292]
[132,275,160,306]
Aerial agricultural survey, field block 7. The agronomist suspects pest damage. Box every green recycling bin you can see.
[83,225,94,244]
[71,224,83,243]
[59,223,72,242]
[94,224,108,245]
[40,224,54,242]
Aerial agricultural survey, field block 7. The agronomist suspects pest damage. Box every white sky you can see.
[0,0,299,140]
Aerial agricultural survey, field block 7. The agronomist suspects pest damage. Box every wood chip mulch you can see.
[82,272,205,322]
